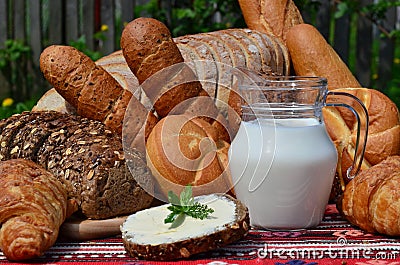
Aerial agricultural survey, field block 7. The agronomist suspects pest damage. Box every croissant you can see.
[339,155,400,236]
[0,159,69,260]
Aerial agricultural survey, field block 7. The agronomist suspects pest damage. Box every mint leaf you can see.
[180,185,193,206]
[164,185,214,226]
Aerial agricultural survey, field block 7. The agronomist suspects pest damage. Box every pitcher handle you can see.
[326,91,369,180]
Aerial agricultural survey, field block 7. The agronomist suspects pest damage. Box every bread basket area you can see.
[1,0,400,264]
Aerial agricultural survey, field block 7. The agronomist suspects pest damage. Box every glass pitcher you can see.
[228,68,369,230]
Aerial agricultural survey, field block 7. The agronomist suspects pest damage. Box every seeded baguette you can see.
[0,111,154,219]
[39,45,158,152]
[121,17,209,119]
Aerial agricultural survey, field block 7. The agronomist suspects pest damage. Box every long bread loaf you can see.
[285,24,361,89]
[121,17,220,123]
[0,111,154,219]
[238,0,303,41]
[37,27,288,125]
[39,45,158,153]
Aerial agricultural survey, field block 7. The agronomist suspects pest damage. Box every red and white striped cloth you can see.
[2,205,400,265]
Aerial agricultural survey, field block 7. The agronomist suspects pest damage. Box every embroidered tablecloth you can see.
[1,205,400,265]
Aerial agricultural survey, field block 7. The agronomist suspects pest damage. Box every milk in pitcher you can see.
[229,117,338,229]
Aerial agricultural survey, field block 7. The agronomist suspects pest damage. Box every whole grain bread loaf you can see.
[39,45,159,153]
[0,111,154,219]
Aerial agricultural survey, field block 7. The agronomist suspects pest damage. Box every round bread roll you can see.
[323,87,400,186]
[145,114,233,199]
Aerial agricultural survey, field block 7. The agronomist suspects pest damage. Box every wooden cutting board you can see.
[60,216,127,241]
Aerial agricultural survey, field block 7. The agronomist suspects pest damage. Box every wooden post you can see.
[65,0,79,44]
[377,5,396,90]
[13,0,26,41]
[120,0,135,25]
[82,0,96,50]
[355,0,374,87]
[48,0,64,44]
[29,0,42,66]
[0,0,8,49]
[100,0,116,55]
[0,0,8,100]
[333,5,351,65]
[315,0,331,41]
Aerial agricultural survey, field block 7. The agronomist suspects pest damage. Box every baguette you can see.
[238,0,304,41]
[39,45,158,152]
[285,24,361,89]
[0,111,154,219]
[121,17,208,119]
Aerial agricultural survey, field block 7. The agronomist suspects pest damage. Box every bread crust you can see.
[0,159,68,260]
[238,0,303,41]
[146,114,233,198]
[285,24,361,89]
[39,45,157,141]
[340,156,400,235]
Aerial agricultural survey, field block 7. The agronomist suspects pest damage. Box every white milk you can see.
[228,118,338,229]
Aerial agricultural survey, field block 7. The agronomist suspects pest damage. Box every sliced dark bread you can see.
[0,111,154,219]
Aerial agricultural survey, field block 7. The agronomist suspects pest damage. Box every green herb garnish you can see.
[164,185,214,227]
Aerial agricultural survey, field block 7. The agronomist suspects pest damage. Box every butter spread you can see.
[121,194,236,245]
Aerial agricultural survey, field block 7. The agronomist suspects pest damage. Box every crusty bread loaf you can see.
[0,159,68,260]
[339,155,400,235]
[286,24,361,89]
[37,27,288,140]
[174,28,289,132]
[121,17,208,119]
[146,114,233,199]
[0,111,154,219]
[39,45,158,150]
[323,87,400,190]
[238,0,303,41]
